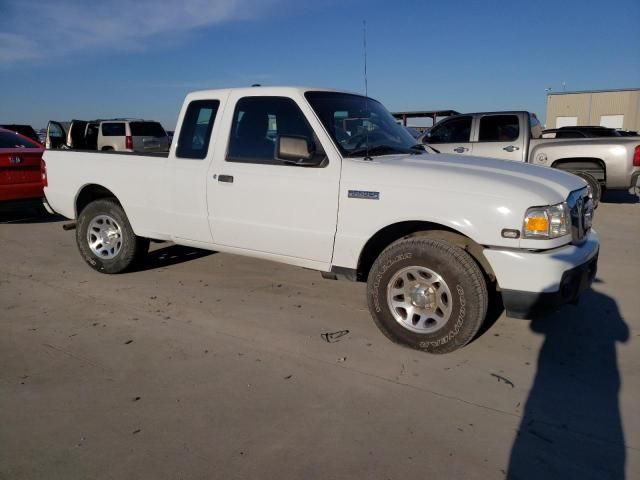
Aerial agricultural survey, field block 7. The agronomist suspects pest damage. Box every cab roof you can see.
[185,85,363,101]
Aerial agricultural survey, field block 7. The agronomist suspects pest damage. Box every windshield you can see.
[305,91,418,157]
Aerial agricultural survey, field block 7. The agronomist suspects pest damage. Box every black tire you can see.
[574,171,601,208]
[76,198,149,274]
[367,237,488,354]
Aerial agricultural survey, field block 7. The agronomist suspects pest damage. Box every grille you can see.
[567,188,593,243]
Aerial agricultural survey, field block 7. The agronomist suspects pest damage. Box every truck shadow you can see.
[0,209,66,224]
[506,287,629,479]
[601,191,639,204]
[134,244,215,272]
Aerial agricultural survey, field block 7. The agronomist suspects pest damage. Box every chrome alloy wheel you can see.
[386,266,453,333]
[87,214,123,259]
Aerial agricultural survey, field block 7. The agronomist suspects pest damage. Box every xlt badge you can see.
[348,190,380,200]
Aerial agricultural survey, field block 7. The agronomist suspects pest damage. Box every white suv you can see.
[97,120,169,152]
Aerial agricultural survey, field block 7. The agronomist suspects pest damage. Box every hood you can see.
[339,152,588,250]
[356,152,585,205]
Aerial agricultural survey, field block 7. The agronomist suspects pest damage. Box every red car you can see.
[0,127,46,211]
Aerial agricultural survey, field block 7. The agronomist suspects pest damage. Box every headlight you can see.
[523,203,570,239]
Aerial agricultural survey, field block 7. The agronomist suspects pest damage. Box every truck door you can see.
[423,115,474,155]
[471,114,525,161]
[68,120,88,149]
[85,122,100,150]
[45,121,68,149]
[207,93,341,266]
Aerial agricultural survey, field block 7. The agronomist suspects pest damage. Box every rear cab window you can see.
[101,123,126,136]
[529,113,542,139]
[478,115,520,142]
[176,100,220,159]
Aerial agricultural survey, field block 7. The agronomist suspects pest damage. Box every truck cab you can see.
[422,111,541,161]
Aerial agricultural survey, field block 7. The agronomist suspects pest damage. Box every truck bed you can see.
[43,149,172,239]
[55,149,170,158]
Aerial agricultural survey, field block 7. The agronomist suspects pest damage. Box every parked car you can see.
[1,124,41,144]
[46,120,97,150]
[43,86,598,354]
[46,119,169,153]
[422,111,640,204]
[97,120,168,152]
[0,127,45,211]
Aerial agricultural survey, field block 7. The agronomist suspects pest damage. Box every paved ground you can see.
[1,193,639,480]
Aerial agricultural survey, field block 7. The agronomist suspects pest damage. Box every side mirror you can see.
[276,135,323,167]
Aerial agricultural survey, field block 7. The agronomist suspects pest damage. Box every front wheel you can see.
[367,237,488,354]
[76,198,149,273]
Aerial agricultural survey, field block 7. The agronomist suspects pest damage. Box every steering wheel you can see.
[347,131,387,150]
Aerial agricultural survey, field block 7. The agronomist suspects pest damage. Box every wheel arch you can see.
[75,183,121,218]
[356,221,495,283]
[551,157,606,183]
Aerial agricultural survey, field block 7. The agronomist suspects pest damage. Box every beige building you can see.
[546,88,640,132]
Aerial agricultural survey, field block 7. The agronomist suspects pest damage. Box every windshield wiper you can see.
[347,145,416,158]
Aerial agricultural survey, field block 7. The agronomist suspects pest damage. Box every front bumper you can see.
[484,230,599,319]
[501,252,598,318]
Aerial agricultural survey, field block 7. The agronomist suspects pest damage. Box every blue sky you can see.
[1,0,639,129]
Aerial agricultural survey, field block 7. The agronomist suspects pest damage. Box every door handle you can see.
[503,145,520,152]
[453,146,469,153]
[217,174,234,183]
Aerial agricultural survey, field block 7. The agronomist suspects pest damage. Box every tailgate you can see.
[133,135,168,151]
[0,149,43,185]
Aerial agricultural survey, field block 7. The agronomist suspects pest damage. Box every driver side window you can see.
[227,96,316,165]
[428,116,472,143]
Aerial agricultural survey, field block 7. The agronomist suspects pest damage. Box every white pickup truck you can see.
[43,87,599,353]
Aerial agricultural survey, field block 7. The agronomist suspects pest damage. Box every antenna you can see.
[363,20,368,98]
[362,19,371,160]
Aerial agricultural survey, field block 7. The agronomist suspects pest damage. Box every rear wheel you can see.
[367,237,488,354]
[76,198,149,273]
